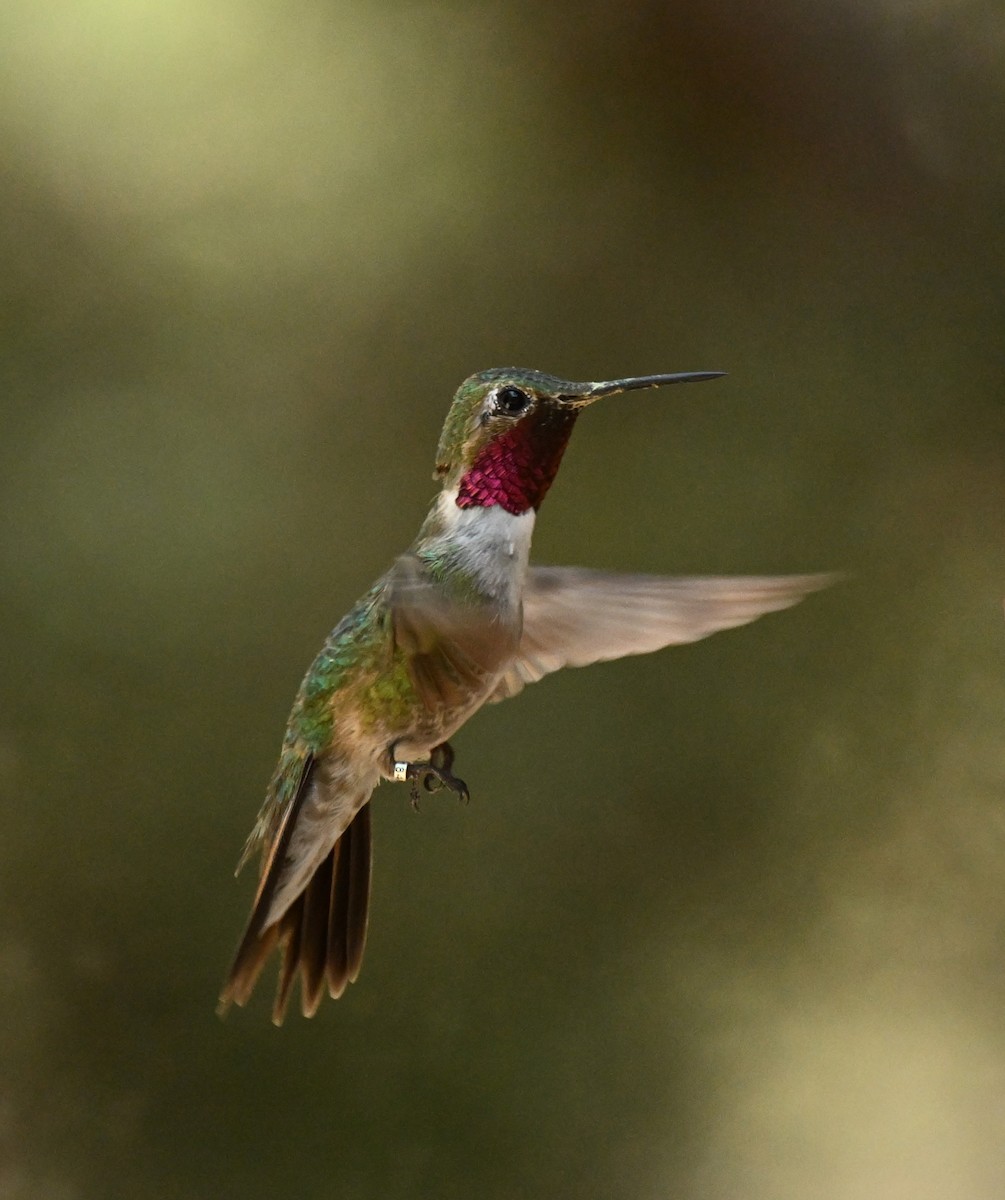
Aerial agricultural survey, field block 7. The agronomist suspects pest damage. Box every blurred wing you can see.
[490,568,837,701]
[388,552,517,709]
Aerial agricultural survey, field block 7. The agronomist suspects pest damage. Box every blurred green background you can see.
[3,1,1005,1197]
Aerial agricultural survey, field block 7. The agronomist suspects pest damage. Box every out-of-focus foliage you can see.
[2,2,1005,1197]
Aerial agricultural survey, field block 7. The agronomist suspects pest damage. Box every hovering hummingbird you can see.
[219,367,833,1023]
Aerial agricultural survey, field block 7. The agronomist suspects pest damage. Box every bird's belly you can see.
[337,586,520,775]
[384,605,518,755]
[388,700,485,764]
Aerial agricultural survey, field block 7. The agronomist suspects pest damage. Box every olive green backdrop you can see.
[2,2,1004,1197]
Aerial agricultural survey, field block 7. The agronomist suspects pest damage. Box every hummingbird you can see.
[219,367,833,1023]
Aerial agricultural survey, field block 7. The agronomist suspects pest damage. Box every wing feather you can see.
[491,568,837,701]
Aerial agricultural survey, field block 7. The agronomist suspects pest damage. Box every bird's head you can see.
[433,367,724,515]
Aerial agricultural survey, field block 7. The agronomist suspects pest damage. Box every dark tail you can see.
[218,790,372,1024]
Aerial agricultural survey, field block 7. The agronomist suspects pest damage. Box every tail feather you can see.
[327,803,372,999]
[326,834,351,996]
[217,755,316,1015]
[273,894,304,1024]
[299,849,336,1016]
[218,751,374,1022]
[344,802,371,985]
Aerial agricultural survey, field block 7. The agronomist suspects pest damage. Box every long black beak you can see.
[559,371,726,407]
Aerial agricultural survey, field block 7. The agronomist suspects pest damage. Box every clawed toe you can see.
[394,741,469,807]
[410,763,469,804]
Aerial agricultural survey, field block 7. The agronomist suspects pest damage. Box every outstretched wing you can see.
[490,568,837,701]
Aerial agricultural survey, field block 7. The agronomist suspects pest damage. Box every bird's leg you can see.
[391,741,470,809]
[412,742,470,806]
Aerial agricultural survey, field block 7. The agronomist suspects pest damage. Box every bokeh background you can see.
[3,2,1005,1197]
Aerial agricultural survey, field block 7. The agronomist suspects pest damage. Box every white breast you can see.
[436,488,536,607]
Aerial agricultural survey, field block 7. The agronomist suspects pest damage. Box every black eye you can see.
[494,385,531,416]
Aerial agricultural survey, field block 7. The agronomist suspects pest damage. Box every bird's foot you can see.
[393,742,469,809]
